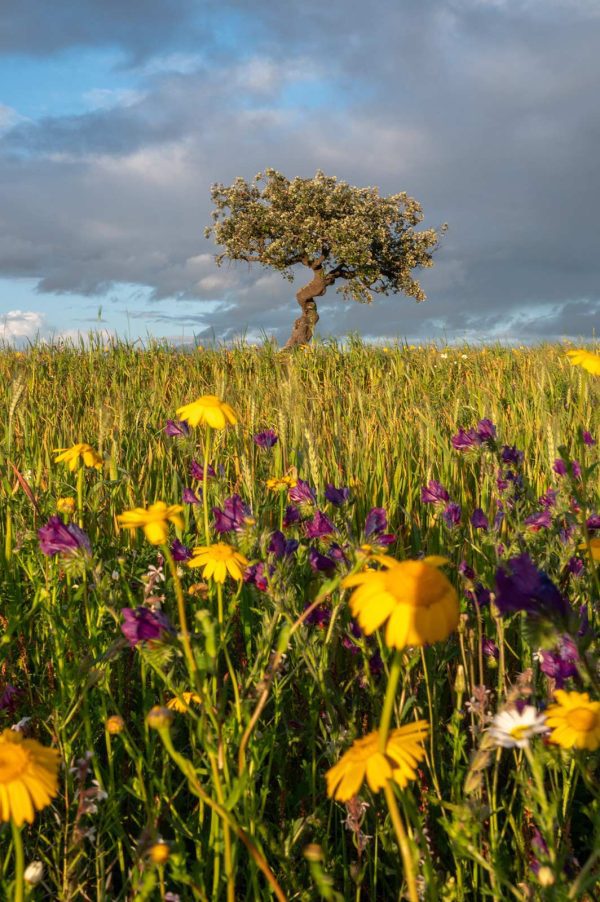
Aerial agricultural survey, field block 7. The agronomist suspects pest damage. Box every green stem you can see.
[203,429,211,547]
[378,650,403,752]
[217,583,242,726]
[162,546,199,686]
[382,785,418,902]
[76,465,84,529]
[11,819,24,902]
[157,728,287,902]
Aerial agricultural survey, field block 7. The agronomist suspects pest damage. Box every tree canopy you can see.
[205,169,444,346]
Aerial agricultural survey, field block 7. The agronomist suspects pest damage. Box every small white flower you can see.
[461,354,468,359]
[111,570,120,581]
[24,861,44,885]
[488,705,547,749]
[532,649,544,663]
[11,717,31,733]
[440,353,449,359]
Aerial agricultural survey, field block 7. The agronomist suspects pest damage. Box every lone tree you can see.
[205,169,444,348]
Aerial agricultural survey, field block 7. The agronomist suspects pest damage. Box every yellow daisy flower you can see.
[53,443,102,471]
[166,691,202,713]
[0,729,60,826]
[176,395,237,429]
[566,349,600,375]
[56,497,76,515]
[187,543,249,583]
[545,690,600,751]
[266,475,298,492]
[343,556,459,649]
[117,501,184,545]
[326,721,429,801]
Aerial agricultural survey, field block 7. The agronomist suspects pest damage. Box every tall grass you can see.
[0,337,598,900]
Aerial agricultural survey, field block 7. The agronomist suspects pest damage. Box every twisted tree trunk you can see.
[284,266,331,348]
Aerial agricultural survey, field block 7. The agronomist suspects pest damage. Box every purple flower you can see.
[342,635,360,655]
[0,685,21,714]
[253,430,278,449]
[586,514,600,531]
[164,419,190,438]
[213,494,251,533]
[538,489,557,509]
[493,506,505,531]
[304,603,331,628]
[451,428,482,451]
[442,503,462,528]
[470,508,489,530]
[170,539,192,562]
[559,524,575,544]
[308,547,336,573]
[458,560,475,581]
[283,505,300,528]
[328,542,349,564]
[190,460,216,481]
[268,530,299,558]
[183,487,201,505]
[305,510,336,539]
[494,553,570,622]
[582,430,596,446]
[530,826,549,861]
[365,507,387,538]
[572,460,582,480]
[288,479,316,505]
[244,562,270,591]
[524,510,552,532]
[421,480,449,505]
[38,516,91,557]
[539,636,578,688]
[553,458,567,476]
[476,418,497,443]
[482,637,499,660]
[121,607,173,646]
[566,556,584,577]
[501,445,524,466]
[466,583,491,607]
[325,483,350,506]
[369,651,384,676]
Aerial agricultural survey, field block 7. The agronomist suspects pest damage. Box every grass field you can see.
[0,338,598,900]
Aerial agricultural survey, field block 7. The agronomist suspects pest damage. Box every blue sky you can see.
[1,0,599,346]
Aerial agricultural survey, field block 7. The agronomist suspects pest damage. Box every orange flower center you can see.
[566,707,598,732]
[0,743,29,782]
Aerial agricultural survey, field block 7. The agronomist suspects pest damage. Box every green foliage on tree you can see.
[205,169,445,346]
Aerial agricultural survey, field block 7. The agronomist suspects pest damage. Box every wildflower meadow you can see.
[0,338,599,901]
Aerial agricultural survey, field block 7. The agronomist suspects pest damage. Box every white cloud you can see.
[0,309,45,340]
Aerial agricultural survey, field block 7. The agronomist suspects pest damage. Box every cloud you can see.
[0,1,599,343]
[0,1,203,59]
[0,309,45,340]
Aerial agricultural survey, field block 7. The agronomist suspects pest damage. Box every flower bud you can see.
[537,867,555,887]
[303,844,324,862]
[24,861,44,885]
[146,706,174,730]
[105,715,125,735]
[149,841,170,865]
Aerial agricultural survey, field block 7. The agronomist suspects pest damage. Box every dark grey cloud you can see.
[0,0,200,59]
[1,0,599,342]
